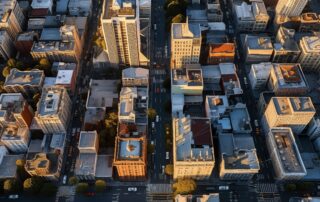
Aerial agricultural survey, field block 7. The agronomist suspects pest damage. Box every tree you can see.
[163,77,171,90]
[16,159,26,167]
[32,93,41,105]
[39,183,57,196]
[0,81,5,93]
[95,180,107,192]
[172,179,197,196]
[105,112,118,128]
[2,66,11,77]
[23,178,33,193]
[7,58,17,68]
[165,164,173,176]
[68,176,79,185]
[23,177,43,194]
[76,183,89,193]
[3,179,20,194]
[147,108,157,120]
[171,14,186,24]
[37,58,51,76]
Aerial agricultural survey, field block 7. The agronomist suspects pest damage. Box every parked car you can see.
[128,187,137,192]
[8,195,19,199]
[63,175,67,185]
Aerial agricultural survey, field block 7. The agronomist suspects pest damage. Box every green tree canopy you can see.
[3,179,20,194]
[172,179,197,196]
[165,164,173,175]
[2,66,11,77]
[95,180,107,192]
[76,183,89,193]
[105,112,118,128]
[147,108,157,120]
[68,176,79,185]
[6,58,17,68]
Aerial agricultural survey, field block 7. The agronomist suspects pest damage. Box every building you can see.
[306,118,320,141]
[31,0,53,13]
[35,87,71,134]
[171,66,203,95]
[229,103,252,134]
[171,22,201,69]
[219,63,243,96]
[31,25,82,63]
[268,63,309,96]
[55,70,76,93]
[207,0,223,22]
[15,31,39,55]
[0,30,14,60]
[266,127,307,180]
[263,97,315,134]
[4,69,45,97]
[25,134,66,180]
[272,27,301,63]
[75,131,98,180]
[118,87,148,125]
[248,62,272,90]
[297,36,320,72]
[1,125,30,153]
[218,133,259,180]
[207,43,235,64]
[275,0,307,17]
[299,13,320,32]
[0,152,24,179]
[122,67,149,87]
[68,0,92,17]
[205,95,229,122]
[173,114,215,180]
[113,124,147,181]
[0,0,25,40]
[244,35,273,63]
[175,193,220,202]
[233,0,269,32]
[0,93,34,128]
[101,0,148,67]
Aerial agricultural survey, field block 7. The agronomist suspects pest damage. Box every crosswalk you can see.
[257,183,278,193]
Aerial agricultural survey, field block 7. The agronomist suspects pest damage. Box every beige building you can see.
[262,97,315,134]
[122,67,149,87]
[171,22,201,69]
[297,36,320,72]
[173,114,215,180]
[275,0,307,17]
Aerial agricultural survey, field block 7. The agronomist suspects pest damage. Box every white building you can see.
[0,31,14,60]
[297,36,320,72]
[171,22,201,69]
[35,87,71,134]
[275,0,308,17]
[122,67,149,87]
[101,0,148,67]
[31,0,53,13]
[249,62,272,90]
[266,127,307,180]
[205,95,229,122]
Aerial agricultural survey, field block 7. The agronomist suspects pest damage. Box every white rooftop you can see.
[122,67,149,79]
[55,70,73,85]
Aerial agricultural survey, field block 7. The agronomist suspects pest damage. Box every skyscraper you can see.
[275,0,308,17]
[101,0,148,67]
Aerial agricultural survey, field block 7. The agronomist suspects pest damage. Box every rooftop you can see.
[25,153,50,174]
[0,93,25,118]
[219,133,259,170]
[31,0,53,9]
[52,62,77,71]
[219,63,236,75]
[16,31,38,41]
[55,70,74,85]
[37,87,67,116]
[122,67,149,79]
[246,35,273,50]
[117,136,145,160]
[251,62,272,79]
[86,80,119,108]
[40,28,61,41]
[5,68,44,86]
[172,68,203,86]
[275,27,300,52]
[235,0,268,20]
[272,97,315,115]
[0,154,25,179]
[79,131,98,149]
[229,103,252,133]
[209,43,235,54]
[272,63,308,89]
[32,41,75,52]
[75,153,97,176]
[269,128,306,174]
[95,155,113,178]
[103,0,137,19]
[301,13,319,22]
[0,0,15,24]
[206,95,229,118]
[300,36,320,52]
[172,23,201,39]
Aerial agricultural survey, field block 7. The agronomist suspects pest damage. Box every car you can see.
[219,186,229,191]
[254,119,259,127]
[166,152,169,160]
[63,175,67,184]
[152,122,155,128]
[244,77,248,85]
[151,141,154,145]
[156,115,159,122]
[128,187,137,192]
[8,195,19,199]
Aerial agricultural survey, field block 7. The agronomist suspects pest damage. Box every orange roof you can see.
[210,43,235,53]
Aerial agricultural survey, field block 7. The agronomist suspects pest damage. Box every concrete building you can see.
[0,30,15,60]
[229,103,252,134]
[55,70,76,93]
[248,62,273,90]
[31,25,81,63]
[118,87,148,125]
[0,93,34,128]
[15,31,39,55]
[0,152,24,179]
[263,97,315,134]
[0,0,25,40]
[219,63,243,96]
[244,35,273,63]
[297,36,320,72]
[205,95,229,122]
[233,0,269,32]
[218,133,259,180]
[175,193,220,202]
[207,0,223,22]
[268,63,309,96]
[113,124,147,181]
[306,118,320,141]
[266,127,306,180]
[101,0,148,67]
[272,27,301,63]
[31,0,53,13]
[173,114,215,180]
[1,125,30,153]
[207,43,235,65]
[4,69,45,97]
[275,0,307,17]
[171,22,201,69]
[122,67,149,87]
[299,13,320,32]
[68,0,92,16]
[171,67,203,95]
[35,87,71,134]
[201,65,221,92]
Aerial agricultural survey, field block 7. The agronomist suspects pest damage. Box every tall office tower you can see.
[0,31,14,60]
[0,0,25,40]
[35,87,71,134]
[263,97,315,134]
[297,36,320,72]
[170,22,201,69]
[275,0,308,17]
[101,0,148,68]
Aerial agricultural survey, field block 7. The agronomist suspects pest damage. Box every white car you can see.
[219,186,229,191]
[128,187,137,192]
[166,152,169,160]
[152,122,155,128]
[63,175,67,185]
[8,195,19,199]
[244,77,248,85]
[156,115,159,122]
[254,119,259,127]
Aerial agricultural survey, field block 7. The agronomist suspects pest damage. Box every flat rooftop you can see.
[206,95,229,117]
[172,23,201,39]
[32,41,75,52]
[209,43,235,53]
[37,87,66,116]
[272,97,315,115]
[269,128,306,174]
[5,68,44,86]
[301,13,319,22]
[229,103,252,133]
[55,70,74,85]
[117,137,144,160]
[95,155,113,178]
[1,125,28,141]
[300,36,320,52]
[40,28,61,41]
[219,63,236,75]
[75,153,97,176]
[122,67,149,79]
[272,64,308,89]
[103,0,136,19]
[0,154,25,179]
[172,68,203,86]
[86,80,119,108]
[0,93,25,116]
[251,62,272,78]
[246,35,273,50]
[16,31,38,41]
[0,0,15,23]
[79,131,97,148]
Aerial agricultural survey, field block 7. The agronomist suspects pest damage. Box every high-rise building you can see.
[248,62,273,90]
[170,22,201,69]
[35,87,71,134]
[0,31,14,60]
[275,0,307,17]
[244,35,273,63]
[266,127,306,180]
[263,97,315,134]
[173,114,215,180]
[15,31,39,55]
[4,68,45,97]
[0,0,25,40]
[101,0,148,67]
[297,36,320,72]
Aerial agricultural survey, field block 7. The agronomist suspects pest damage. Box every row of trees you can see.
[172,179,197,196]
[68,176,107,193]
[164,0,188,30]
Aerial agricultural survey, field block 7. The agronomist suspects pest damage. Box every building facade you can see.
[0,30,15,60]
[248,62,272,90]
[275,0,308,17]
[122,67,149,87]
[298,36,320,72]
